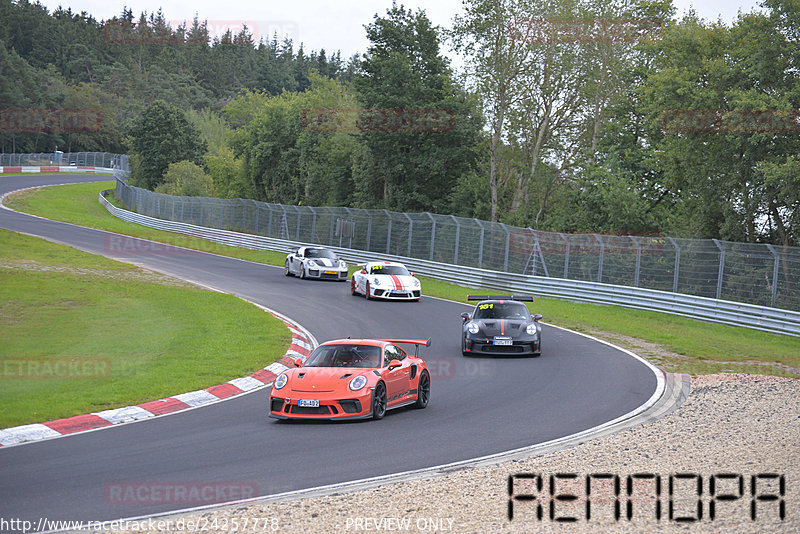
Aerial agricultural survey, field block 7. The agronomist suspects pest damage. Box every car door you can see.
[382,344,411,405]
[290,248,304,275]
[355,265,368,293]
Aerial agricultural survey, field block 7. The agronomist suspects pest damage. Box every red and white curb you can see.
[0,308,316,448]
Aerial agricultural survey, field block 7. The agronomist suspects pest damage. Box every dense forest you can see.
[0,0,798,246]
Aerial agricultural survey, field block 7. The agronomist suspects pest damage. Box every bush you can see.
[154,161,214,197]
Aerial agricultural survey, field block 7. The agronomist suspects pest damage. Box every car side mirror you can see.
[387,359,402,370]
[294,358,303,367]
[411,272,415,276]
[460,312,470,321]
[533,314,542,322]
[360,269,367,274]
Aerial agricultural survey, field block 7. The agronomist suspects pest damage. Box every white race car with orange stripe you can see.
[350,261,421,301]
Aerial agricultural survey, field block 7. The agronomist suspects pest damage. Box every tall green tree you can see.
[641,6,800,243]
[126,100,206,189]
[228,73,362,205]
[355,4,483,213]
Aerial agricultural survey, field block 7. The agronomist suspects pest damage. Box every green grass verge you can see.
[6,181,800,379]
[0,228,291,428]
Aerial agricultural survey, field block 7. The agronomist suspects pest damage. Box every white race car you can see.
[285,247,348,281]
[350,261,421,301]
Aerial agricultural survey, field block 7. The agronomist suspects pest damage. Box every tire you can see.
[351,277,359,296]
[461,335,470,357]
[414,371,430,409]
[284,260,292,277]
[299,266,306,279]
[372,382,387,420]
[365,281,371,300]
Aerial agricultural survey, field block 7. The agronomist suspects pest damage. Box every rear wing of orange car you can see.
[467,295,534,302]
[378,338,431,357]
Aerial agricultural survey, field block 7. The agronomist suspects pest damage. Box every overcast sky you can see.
[41,0,763,61]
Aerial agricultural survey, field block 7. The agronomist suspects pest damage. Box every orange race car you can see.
[269,338,431,421]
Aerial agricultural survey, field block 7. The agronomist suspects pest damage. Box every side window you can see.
[383,344,404,366]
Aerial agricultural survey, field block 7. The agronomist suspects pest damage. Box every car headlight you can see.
[467,322,480,334]
[349,375,368,391]
[526,324,537,336]
[274,373,288,389]
[372,277,381,286]
[340,260,347,268]
[412,278,420,288]
[307,260,317,267]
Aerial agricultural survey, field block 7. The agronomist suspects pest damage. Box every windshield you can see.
[474,302,530,320]
[369,264,409,276]
[304,344,381,368]
[305,248,337,260]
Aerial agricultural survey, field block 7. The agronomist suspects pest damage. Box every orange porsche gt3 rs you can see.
[269,338,431,421]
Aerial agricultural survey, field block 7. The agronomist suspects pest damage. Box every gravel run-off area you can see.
[101,373,799,534]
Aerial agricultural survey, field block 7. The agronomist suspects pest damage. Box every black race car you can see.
[460,295,542,356]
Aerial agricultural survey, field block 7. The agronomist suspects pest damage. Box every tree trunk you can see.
[489,94,506,223]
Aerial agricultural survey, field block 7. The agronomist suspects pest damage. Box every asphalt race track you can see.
[0,174,659,526]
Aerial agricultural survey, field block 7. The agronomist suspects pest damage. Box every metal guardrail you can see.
[99,189,800,337]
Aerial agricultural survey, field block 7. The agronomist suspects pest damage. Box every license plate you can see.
[325,270,337,275]
[493,338,512,346]
[392,290,405,294]
[298,399,319,407]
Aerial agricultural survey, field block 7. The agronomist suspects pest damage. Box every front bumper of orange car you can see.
[269,387,375,420]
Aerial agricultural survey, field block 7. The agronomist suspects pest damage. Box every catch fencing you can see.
[114,178,800,312]
[0,152,128,171]
[100,188,800,336]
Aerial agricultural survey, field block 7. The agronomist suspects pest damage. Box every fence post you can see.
[343,207,354,249]
[384,209,392,254]
[404,213,413,258]
[560,233,570,278]
[474,219,485,269]
[326,207,335,246]
[593,234,605,282]
[668,237,680,293]
[366,211,372,251]
[527,228,548,278]
[254,202,260,234]
[499,223,510,272]
[450,215,460,265]
[712,239,725,300]
[766,243,780,307]
[427,213,436,261]
[295,206,301,241]
[630,236,641,287]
